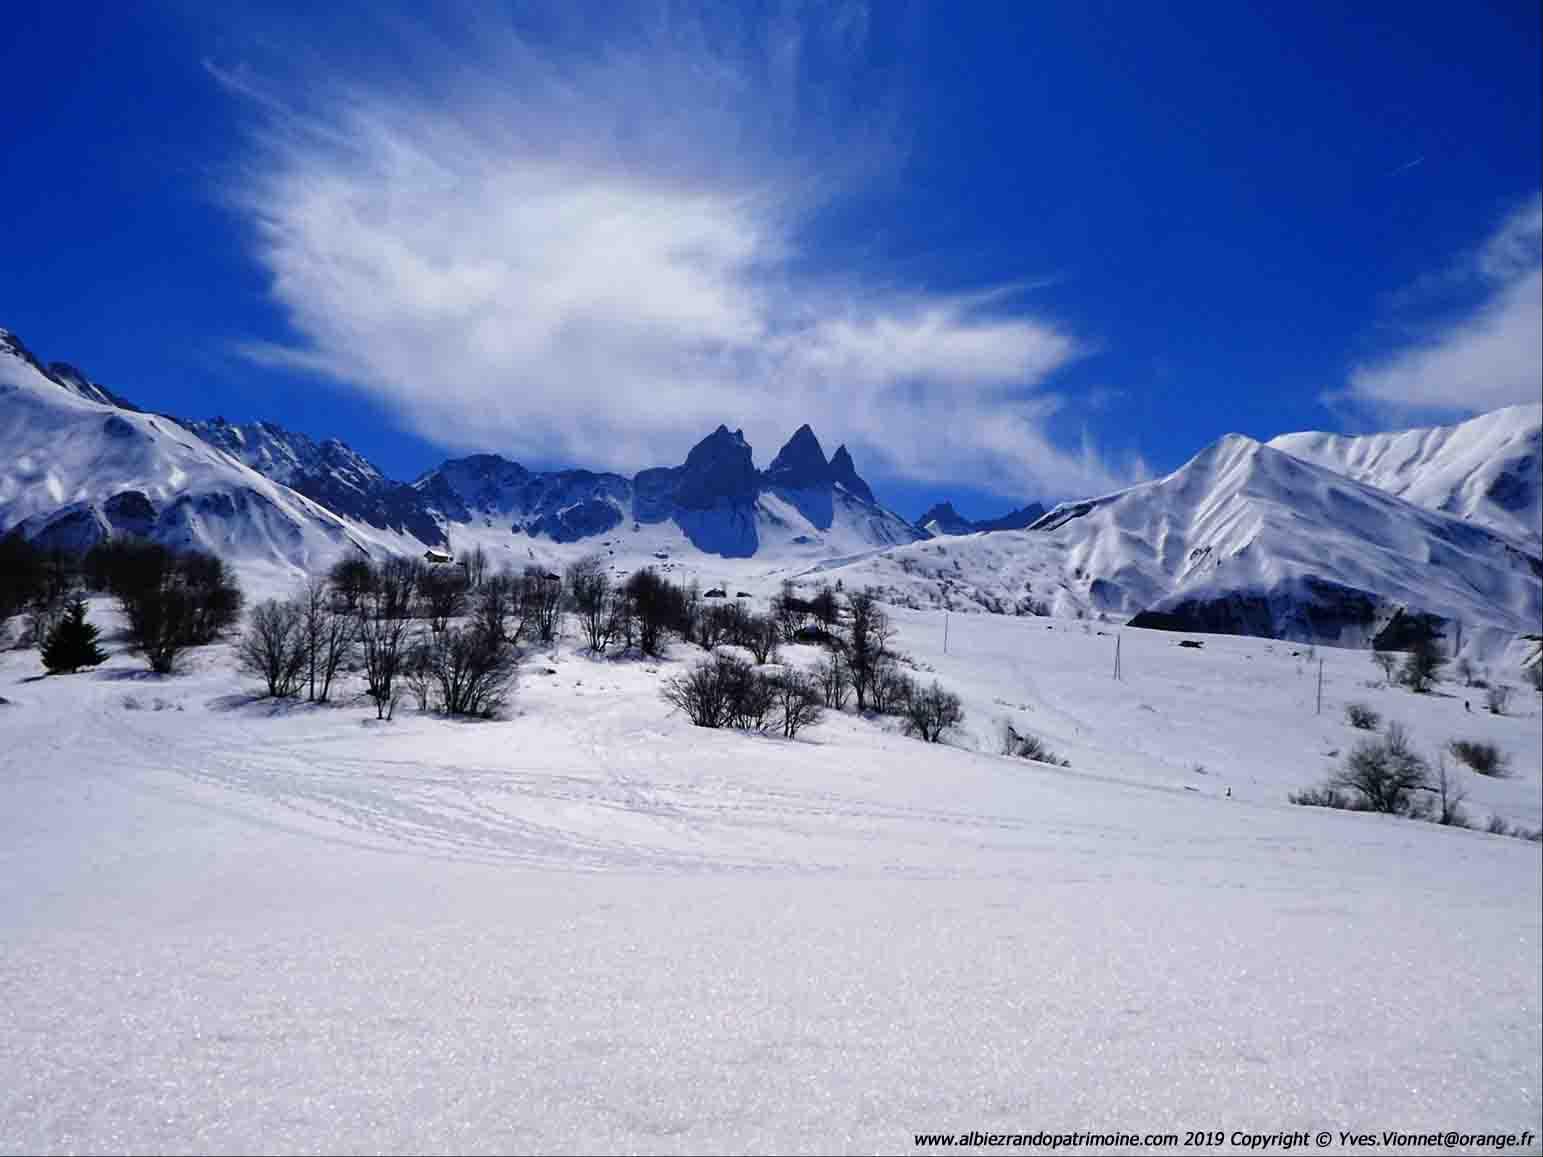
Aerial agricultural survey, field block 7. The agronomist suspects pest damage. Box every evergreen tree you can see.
[41,597,107,674]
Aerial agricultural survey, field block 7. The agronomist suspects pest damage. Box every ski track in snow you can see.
[1,601,1539,1155]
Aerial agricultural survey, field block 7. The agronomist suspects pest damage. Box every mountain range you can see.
[916,500,1047,537]
[2,325,1539,655]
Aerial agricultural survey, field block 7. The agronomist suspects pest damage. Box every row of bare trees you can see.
[662,581,964,744]
[242,558,523,719]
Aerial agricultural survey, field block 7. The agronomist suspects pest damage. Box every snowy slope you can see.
[185,417,443,544]
[814,433,1542,658]
[1269,404,1542,551]
[0,599,1537,1153]
[0,336,413,585]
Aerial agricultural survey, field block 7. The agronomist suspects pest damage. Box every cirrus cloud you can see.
[1344,193,1541,416]
[214,4,1131,500]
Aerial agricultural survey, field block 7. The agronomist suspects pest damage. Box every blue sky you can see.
[4,1,1539,521]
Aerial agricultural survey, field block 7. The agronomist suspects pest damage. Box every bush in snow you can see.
[663,652,811,735]
[1330,721,1430,813]
[768,670,823,738]
[90,540,243,672]
[1371,651,1399,683]
[421,625,518,718]
[902,680,965,743]
[1484,683,1511,715]
[1526,662,1543,693]
[1344,702,1381,730]
[662,654,732,727]
[1448,739,1509,777]
[1000,722,1070,767]
[1287,785,1353,809]
[41,597,107,674]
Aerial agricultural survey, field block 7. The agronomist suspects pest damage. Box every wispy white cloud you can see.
[212,4,1130,500]
[1343,193,1541,415]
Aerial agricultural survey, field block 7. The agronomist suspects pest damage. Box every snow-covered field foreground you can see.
[1,602,1539,1154]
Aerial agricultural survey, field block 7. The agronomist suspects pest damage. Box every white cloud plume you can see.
[214,5,1130,500]
[1345,194,1541,415]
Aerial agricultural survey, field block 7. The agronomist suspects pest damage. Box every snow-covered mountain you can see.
[1268,404,1542,551]
[817,432,1541,657]
[916,499,1047,537]
[0,330,406,580]
[5,324,1539,655]
[412,423,922,560]
[184,418,444,545]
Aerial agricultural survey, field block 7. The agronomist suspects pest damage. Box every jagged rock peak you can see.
[676,425,759,510]
[829,443,876,505]
[917,501,975,535]
[765,424,833,488]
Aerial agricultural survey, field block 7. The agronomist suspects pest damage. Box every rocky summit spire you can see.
[829,444,875,505]
[674,425,758,510]
[764,424,833,489]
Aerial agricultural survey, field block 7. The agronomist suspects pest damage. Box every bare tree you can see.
[625,568,686,657]
[1430,753,1469,827]
[809,584,839,632]
[1484,683,1511,715]
[419,565,469,636]
[1372,651,1398,683]
[239,599,306,698]
[1527,661,1543,693]
[846,589,893,712]
[743,613,780,665]
[472,570,517,644]
[519,567,563,644]
[328,556,374,613]
[357,575,416,720]
[297,577,328,702]
[1399,636,1445,693]
[870,660,914,716]
[816,649,851,710]
[773,580,806,642]
[464,544,490,591]
[770,670,823,738]
[566,555,614,653]
[903,680,965,743]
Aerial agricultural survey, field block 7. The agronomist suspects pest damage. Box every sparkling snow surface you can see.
[1,602,1539,1154]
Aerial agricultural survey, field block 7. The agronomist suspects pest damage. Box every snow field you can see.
[0,597,1538,1154]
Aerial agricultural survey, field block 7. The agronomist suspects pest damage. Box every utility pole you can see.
[1113,633,1122,681]
[1315,657,1324,715]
